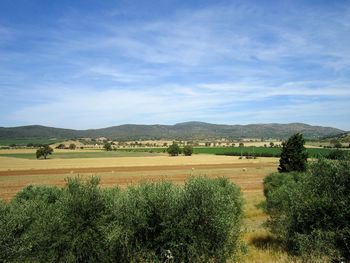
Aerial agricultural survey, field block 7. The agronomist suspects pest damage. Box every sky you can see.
[0,0,350,130]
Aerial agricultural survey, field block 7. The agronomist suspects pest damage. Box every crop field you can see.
[0,149,162,159]
[118,146,340,158]
[0,151,309,261]
[0,138,63,146]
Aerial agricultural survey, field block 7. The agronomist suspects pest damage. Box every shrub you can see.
[0,176,243,262]
[183,145,193,156]
[167,143,181,156]
[69,143,76,150]
[264,158,350,261]
[326,149,348,160]
[104,142,112,151]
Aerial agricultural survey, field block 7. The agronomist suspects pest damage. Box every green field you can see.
[0,150,162,159]
[195,146,340,158]
[0,138,63,147]
[119,146,342,158]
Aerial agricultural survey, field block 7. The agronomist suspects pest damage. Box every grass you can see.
[118,146,341,158]
[0,150,162,159]
[0,138,63,146]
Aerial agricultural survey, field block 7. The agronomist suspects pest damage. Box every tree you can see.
[56,143,65,149]
[239,142,244,147]
[69,143,76,150]
[104,142,112,151]
[183,145,193,156]
[167,143,181,156]
[36,145,53,159]
[264,159,350,261]
[334,142,342,149]
[278,133,307,173]
[269,142,274,148]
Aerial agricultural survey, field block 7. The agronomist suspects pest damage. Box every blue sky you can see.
[1,0,350,130]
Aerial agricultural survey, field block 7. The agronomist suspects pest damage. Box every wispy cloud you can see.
[0,1,349,129]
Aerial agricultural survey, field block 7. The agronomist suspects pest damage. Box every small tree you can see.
[269,142,274,148]
[69,143,76,150]
[183,145,193,156]
[36,145,53,159]
[167,143,181,156]
[56,143,65,149]
[334,142,342,149]
[104,142,112,151]
[278,133,308,173]
[239,142,244,147]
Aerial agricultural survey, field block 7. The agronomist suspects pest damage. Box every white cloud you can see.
[1,2,350,129]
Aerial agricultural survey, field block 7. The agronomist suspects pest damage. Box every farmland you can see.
[117,146,341,158]
[0,152,290,261]
[0,146,346,262]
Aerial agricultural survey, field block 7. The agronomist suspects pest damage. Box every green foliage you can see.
[56,143,65,149]
[103,142,112,151]
[278,133,308,172]
[36,145,53,159]
[183,145,193,156]
[167,143,181,156]
[69,143,76,150]
[0,176,243,262]
[264,158,350,261]
[326,149,348,160]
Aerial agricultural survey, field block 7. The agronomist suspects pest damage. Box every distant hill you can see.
[0,122,344,143]
[322,132,350,143]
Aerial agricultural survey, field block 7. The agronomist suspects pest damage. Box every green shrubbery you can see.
[0,176,243,262]
[263,158,350,261]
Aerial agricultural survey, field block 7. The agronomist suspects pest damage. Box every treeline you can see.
[0,176,243,262]
[263,158,350,261]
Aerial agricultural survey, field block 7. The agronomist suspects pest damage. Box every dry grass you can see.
[0,155,278,171]
[239,192,298,262]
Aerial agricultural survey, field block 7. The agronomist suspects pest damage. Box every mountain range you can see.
[0,122,345,141]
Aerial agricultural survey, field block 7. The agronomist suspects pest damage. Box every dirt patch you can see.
[0,161,277,200]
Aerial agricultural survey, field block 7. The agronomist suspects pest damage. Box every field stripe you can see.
[0,162,277,177]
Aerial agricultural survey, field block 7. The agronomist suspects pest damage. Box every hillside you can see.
[322,132,350,143]
[0,122,344,143]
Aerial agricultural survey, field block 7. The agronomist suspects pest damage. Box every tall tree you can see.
[278,133,308,173]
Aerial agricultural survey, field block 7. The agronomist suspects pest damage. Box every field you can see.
[0,148,299,262]
[0,138,63,146]
[117,146,340,158]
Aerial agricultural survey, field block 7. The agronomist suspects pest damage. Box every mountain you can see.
[0,122,344,142]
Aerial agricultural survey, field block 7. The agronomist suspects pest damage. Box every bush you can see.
[167,143,181,156]
[264,158,350,261]
[104,142,112,151]
[183,145,193,156]
[0,176,243,262]
[326,149,348,160]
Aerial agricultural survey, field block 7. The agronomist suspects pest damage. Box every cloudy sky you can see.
[1,0,350,130]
